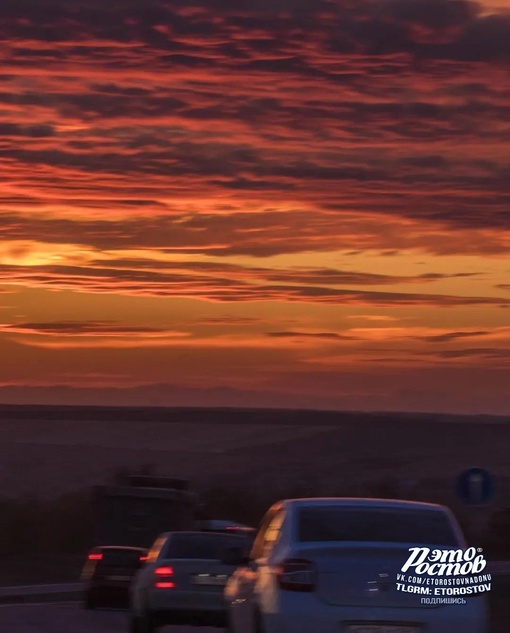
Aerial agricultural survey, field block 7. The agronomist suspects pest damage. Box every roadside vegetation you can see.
[0,474,508,560]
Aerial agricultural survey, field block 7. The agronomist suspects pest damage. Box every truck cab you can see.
[90,476,196,549]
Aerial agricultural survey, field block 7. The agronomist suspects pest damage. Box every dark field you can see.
[1,405,509,506]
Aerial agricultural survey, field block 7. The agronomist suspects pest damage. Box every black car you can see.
[81,545,148,609]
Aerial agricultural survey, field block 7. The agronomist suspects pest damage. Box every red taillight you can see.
[276,559,316,592]
[88,553,103,561]
[155,566,174,576]
[140,555,148,562]
[154,566,175,588]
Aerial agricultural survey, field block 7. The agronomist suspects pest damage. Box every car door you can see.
[232,505,285,633]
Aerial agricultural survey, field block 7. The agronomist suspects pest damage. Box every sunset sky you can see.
[0,0,509,414]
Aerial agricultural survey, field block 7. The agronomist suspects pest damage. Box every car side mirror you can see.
[221,546,250,566]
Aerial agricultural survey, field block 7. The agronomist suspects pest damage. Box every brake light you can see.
[276,559,316,592]
[140,555,148,562]
[88,553,103,561]
[155,566,174,576]
[154,566,175,589]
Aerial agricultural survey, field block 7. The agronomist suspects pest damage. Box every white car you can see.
[224,498,488,633]
[128,530,251,632]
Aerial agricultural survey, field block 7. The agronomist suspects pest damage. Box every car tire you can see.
[253,608,265,633]
[128,614,138,633]
[84,590,95,610]
[129,611,156,633]
[225,610,235,633]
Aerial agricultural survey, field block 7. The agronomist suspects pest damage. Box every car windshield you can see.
[297,506,459,546]
[97,548,145,566]
[161,533,248,560]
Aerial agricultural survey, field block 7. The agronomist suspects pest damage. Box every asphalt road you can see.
[0,603,224,633]
[3,599,509,633]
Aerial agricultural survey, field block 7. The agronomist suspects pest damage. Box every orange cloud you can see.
[0,0,509,412]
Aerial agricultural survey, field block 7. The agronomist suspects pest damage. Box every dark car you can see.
[129,531,253,630]
[81,545,148,609]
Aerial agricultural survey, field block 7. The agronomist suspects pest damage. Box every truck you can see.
[90,475,197,549]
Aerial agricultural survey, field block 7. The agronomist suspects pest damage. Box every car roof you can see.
[198,520,253,529]
[93,545,148,551]
[159,530,249,539]
[279,497,447,511]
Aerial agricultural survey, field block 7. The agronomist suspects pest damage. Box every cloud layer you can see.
[0,0,509,412]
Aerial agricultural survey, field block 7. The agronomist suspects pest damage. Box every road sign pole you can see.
[456,467,496,541]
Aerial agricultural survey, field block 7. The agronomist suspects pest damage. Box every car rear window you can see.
[161,533,249,560]
[297,506,459,546]
[97,548,146,566]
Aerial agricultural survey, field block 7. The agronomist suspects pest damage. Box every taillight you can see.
[154,566,175,589]
[140,555,148,562]
[155,566,174,575]
[88,553,103,561]
[276,559,316,592]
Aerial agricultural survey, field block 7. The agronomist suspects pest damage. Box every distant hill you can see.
[1,402,509,425]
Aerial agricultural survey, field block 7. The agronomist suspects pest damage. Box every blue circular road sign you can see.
[456,467,496,506]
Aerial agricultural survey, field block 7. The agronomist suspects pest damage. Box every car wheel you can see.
[253,608,265,633]
[128,614,139,633]
[225,610,235,633]
[131,611,156,633]
[84,590,95,610]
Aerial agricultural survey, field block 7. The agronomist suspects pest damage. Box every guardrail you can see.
[0,583,82,604]
[0,561,508,606]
